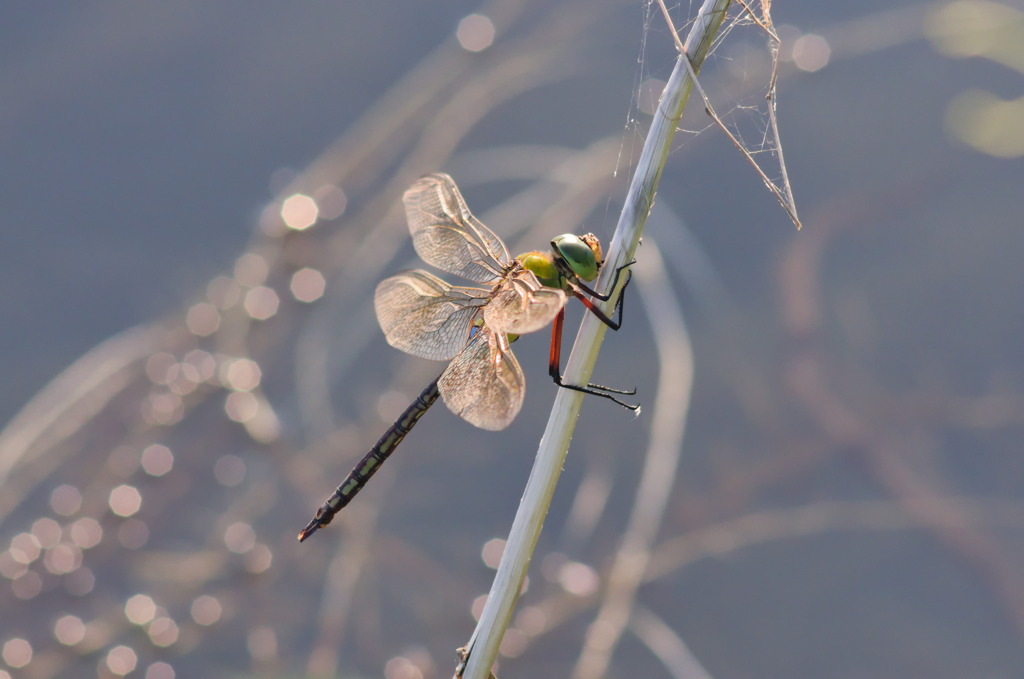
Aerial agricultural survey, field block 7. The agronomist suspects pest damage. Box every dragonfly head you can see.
[551,233,602,282]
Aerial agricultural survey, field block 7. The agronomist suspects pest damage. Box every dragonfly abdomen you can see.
[297,378,442,541]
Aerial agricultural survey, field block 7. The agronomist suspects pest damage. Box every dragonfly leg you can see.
[570,262,633,330]
[578,259,635,301]
[548,310,639,410]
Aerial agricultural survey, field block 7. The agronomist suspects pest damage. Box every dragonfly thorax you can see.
[517,250,563,289]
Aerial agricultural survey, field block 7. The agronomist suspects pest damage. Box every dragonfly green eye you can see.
[552,233,600,282]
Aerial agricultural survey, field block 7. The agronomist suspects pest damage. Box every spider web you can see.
[626,0,802,229]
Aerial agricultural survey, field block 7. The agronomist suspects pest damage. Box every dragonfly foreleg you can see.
[577,259,635,302]
[570,261,634,331]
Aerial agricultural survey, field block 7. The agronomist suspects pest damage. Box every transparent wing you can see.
[483,268,566,335]
[375,270,489,361]
[403,173,512,283]
[438,328,524,431]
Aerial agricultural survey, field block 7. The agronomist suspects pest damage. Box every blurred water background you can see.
[2,1,1024,677]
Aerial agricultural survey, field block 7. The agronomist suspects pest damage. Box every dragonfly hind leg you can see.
[548,309,639,412]
[550,368,639,410]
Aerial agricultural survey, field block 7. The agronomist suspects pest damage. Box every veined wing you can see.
[403,173,511,284]
[438,327,524,431]
[375,270,489,361]
[483,268,566,336]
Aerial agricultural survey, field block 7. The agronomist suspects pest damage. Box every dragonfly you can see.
[298,173,636,541]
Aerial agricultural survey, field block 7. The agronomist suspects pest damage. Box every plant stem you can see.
[460,2,732,677]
